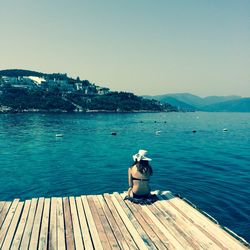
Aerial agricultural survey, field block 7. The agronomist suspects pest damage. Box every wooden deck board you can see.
[162,192,247,250]
[20,198,38,249]
[103,193,138,250]
[75,196,93,250]
[0,191,248,250]
[133,201,174,249]
[124,197,168,250]
[112,192,155,250]
[63,197,75,250]
[69,196,84,249]
[0,202,12,229]
[150,202,195,249]
[1,201,23,250]
[156,194,223,249]
[153,199,206,249]
[98,194,130,250]
[0,199,19,248]
[30,197,44,250]
[10,200,31,250]
[81,195,103,250]
[87,195,111,249]
[0,202,5,215]
[92,195,120,249]
[38,198,50,250]
[141,201,185,249]
[57,197,66,250]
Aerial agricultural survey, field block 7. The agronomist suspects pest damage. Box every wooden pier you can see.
[0,191,248,249]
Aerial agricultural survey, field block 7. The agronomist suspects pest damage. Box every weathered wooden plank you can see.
[57,198,66,250]
[76,196,93,250]
[49,197,57,250]
[1,201,23,250]
[98,195,130,250]
[131,201,174,250]
[148,201,195,249]
[126,200,168,250]
[81,195,103,250]
[111,193,150,250]
[119,191,173,250]
[38,198,50,250]
[155,194,223,249]
[0,202,12,229]
[92,195,120,249]
[140,201,185,250]
[69,196,84,250]
[0,199,19,248]
[119,193,166,249]
[114,192,159,250]
[10,200,31,250]
[20,198,38,249]
[162,192,247,250]
[1,191,247,250]
[103,194,138,250]
[29,198,45,249]
[63,197,75,250]
[120,192,168,250]
[87,195,111,249]
[0,202,5,215]
[153,200,203,249]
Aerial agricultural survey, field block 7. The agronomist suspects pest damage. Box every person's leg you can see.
[127,187,133,197]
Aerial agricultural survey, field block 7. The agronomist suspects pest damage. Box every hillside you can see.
[0,69,177,113]
[0,69,90,84]
[0,69,45,77]
[148,96,196,111]
[151,93,204,107]
[202,95,241,106]
[201,98,250,112]
[146,93,248,112]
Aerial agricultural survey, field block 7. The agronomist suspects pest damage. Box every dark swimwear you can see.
[124,193,158,205]
[131,176,149,182]
[132,192,150,199]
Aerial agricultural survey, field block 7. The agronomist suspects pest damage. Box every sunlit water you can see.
[0,112,249,241]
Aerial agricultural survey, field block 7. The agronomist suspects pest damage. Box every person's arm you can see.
[127,167,133,197]
[128,167,133,187]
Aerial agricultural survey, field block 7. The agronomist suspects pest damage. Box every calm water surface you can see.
[0,112,250,241]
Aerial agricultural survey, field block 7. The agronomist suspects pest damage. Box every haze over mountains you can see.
[145,93,250,112]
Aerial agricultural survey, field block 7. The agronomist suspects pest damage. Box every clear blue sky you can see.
[0,0,249,96]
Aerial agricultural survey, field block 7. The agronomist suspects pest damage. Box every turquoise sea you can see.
[0,112,250,241]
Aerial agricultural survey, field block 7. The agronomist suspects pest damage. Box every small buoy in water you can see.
[164,121,167,123]
[223,128,228,132]
[154,121,157,123]
[192,130,197,133]
[56,134,63,137]
[111,132,117,135]
[156,130,161,135]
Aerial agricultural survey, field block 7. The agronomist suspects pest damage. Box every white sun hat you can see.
[133,149,152,162]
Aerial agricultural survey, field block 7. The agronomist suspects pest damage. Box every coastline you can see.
[0,107,179,114]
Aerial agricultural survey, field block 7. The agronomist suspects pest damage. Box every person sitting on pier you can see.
[127,149,153,200]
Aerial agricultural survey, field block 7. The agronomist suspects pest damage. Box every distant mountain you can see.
[201,98,250,112]
[202,95,241,106]
[148,93,204,107]
[146,96,196,111]
[145,93,248,112]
